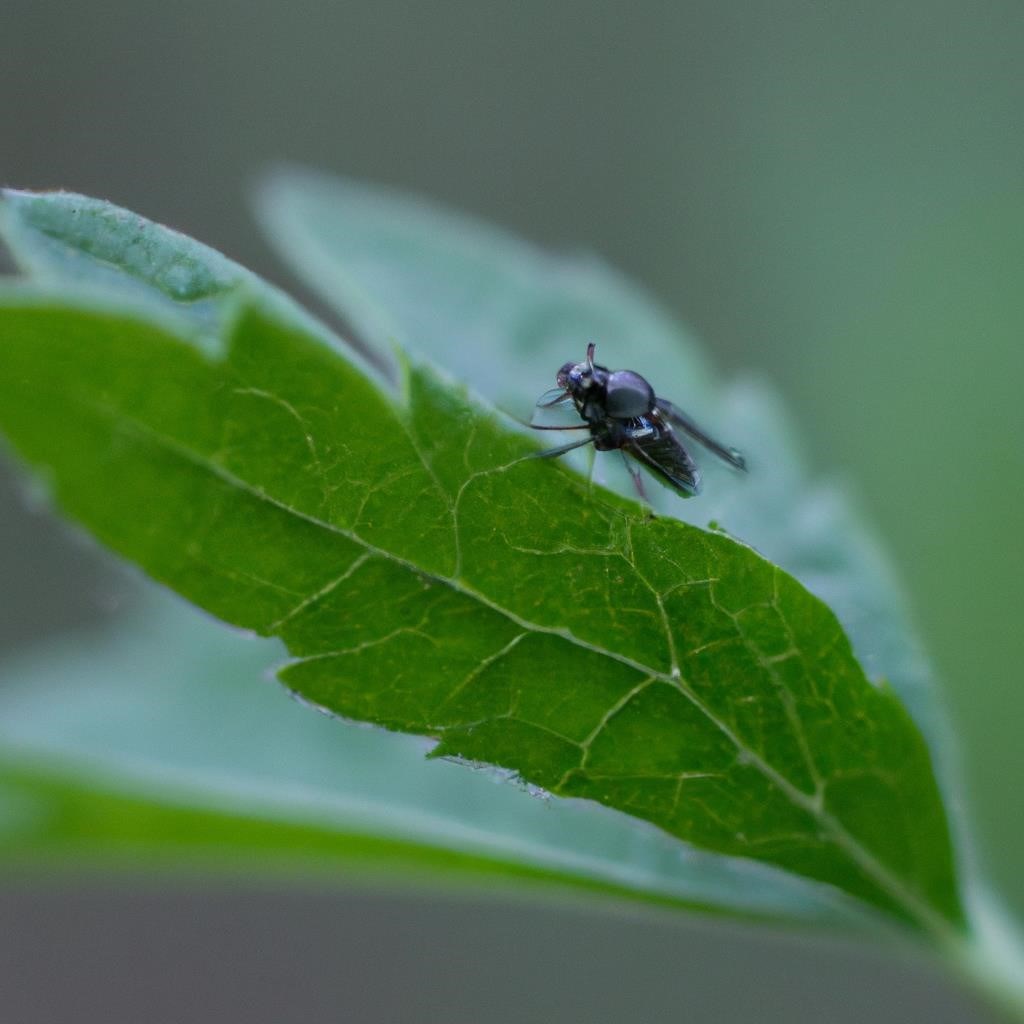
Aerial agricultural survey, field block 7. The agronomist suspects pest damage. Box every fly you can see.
[531,343,746,498]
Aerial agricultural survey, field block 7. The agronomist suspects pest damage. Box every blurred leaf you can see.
[0,190,961,934]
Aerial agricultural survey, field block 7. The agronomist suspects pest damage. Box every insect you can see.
[531,343,746,498]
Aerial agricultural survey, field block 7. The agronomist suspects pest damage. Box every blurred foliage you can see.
[796,193,1024,901]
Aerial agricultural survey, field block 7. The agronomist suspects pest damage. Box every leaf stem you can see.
[943,890,1024,1023]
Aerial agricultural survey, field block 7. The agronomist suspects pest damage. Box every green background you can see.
[1,2,1020,1020]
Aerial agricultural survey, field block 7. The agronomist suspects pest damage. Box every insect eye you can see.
[555,361,576,387]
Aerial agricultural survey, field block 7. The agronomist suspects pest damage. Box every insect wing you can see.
[623,418,702,496]
[655,398,746,471]
[531,392,586,430]
[535,387,573,408]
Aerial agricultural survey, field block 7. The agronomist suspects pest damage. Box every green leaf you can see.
[254,169,948,756]
[0,587,862,923]
[0,190,961,935]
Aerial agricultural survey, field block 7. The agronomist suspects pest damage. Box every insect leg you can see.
[529,436,597,460]
[620,451,649,500]
[585,444,597,494]
[527,423,592,431]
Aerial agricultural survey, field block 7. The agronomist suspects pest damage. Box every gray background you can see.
[2,2,1021,1020]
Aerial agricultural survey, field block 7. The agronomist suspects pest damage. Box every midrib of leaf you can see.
[71,353,956,943]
